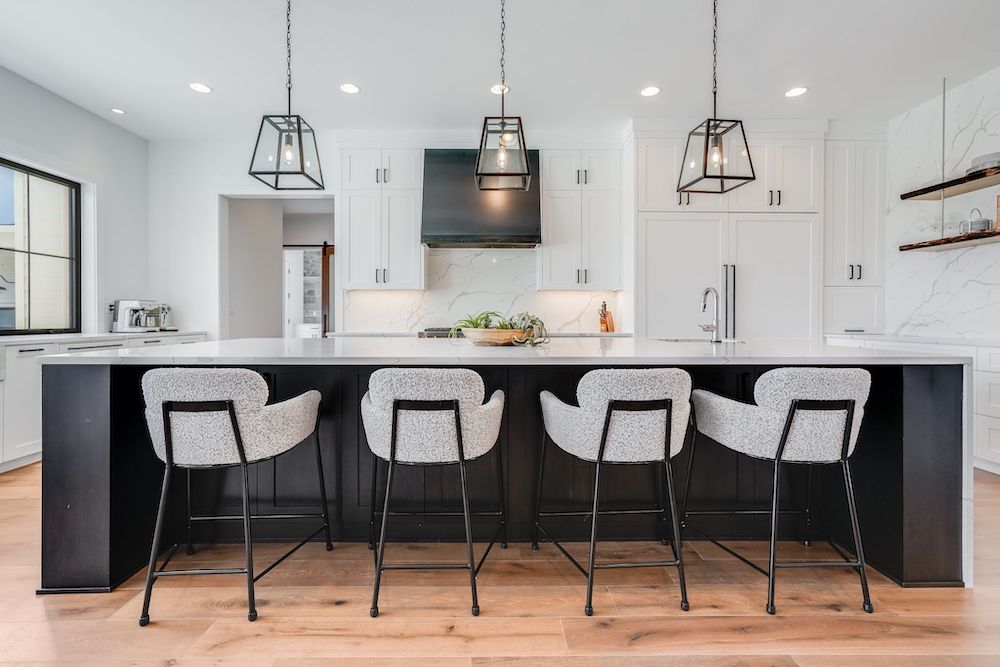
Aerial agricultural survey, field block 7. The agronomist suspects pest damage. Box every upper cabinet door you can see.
[539,190,583,289]
[581,150,620,191]
[580,190,622,290]
[342,148,382,189]
[341,190,382,288]
[637,137,685,210]
[381,190,423,288]
[542,150,583,190]
[727,138,773,211]
[773,138,821,212]
[380,149,423,190]
[854,141,884,285]
[824,141,855,286]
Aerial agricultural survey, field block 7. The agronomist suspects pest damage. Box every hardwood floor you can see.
[3,463,999,665]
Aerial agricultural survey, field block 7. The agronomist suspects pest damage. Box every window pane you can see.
[28,175,72,257]
[27,254,73,330]
[0,249,28,330]
[0,166,28,252]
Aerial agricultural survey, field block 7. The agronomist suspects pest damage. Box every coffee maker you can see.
[111,300,175,333]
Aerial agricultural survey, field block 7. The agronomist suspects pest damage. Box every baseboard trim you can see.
[0,451,41,474]
[974,457,1000,476]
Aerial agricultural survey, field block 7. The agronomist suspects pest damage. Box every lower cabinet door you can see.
[823,286,884,334]
[3,343,58,462]
[975,371,1000,419]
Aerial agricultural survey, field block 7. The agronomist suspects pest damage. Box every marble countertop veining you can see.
[37,336,974,366]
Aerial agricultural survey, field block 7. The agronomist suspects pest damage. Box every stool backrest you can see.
[142,368,268,466]
[577,368,692,461]
[364,368,498,464]
[754,367,871,461]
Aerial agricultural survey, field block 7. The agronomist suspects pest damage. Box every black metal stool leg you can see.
[368,452,378,552]
[139,464,172,627]
[313,430,334,551]
[495,445,509,549]
[370,457,394,618]
[766,458,782,615]
[843,460,874,613]
[240,462,257,622]
[665,456,690,611]
[584,459,603,617]
[458,456,480,616]
[185,468,195,556]
[531,429,548,551]
[680,414,699,525]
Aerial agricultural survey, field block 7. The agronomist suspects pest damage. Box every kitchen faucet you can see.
[700,287,721,343]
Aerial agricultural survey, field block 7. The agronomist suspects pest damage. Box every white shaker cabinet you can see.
[728,138,821,212]
[823,286,884,334]
[340,148,425,290]
[539,150,622,290]
[824,140,885,286]
[636,137,727,211]
[3,343,56,464]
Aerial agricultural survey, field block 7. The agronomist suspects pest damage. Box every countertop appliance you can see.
[421,149,541,248]
[418,327,462,338]
[112,300,175,333]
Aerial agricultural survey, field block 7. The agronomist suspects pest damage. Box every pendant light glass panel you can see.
[677,118,754,193]
[475,116,530,190]
[250,115,323,190]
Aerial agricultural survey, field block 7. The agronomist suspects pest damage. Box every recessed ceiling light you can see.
[339,82,361,94]
[640,86,661,97]
[785,86,808,98]
[188,82,213,94]
[110,108,126,115]
[490,83,510,95]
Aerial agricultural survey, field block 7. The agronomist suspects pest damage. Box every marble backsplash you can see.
[342,248,620,333]
[885,65,1000,338]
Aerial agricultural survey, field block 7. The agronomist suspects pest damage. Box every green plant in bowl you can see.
[449,310,549,346]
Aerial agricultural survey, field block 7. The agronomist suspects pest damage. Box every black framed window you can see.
[0,158,81,334]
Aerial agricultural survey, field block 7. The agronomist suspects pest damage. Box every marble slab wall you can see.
[886,65,1000,338]
[342,248,619,332]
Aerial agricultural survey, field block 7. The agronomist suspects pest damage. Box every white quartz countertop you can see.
[3,330,206,346]
[827,333,1000,348]
[37,336,974,366]
[324,331,633,338]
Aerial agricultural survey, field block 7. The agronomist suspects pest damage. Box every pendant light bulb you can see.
[282,134,295,165]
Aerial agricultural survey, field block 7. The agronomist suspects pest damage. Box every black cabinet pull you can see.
[584,169,589,184]
[375,269,379,283]
[375,168,380,184]
[857,264,862,280]
[678,192,682,206]
[849,264,855,280]
[576,169,581,185]
[382,268,388,283]
[383,168,389,183]
[18,347,45,354]
[576,269,580,284]
[777,189,782,206]
[584,269,588,284]
[768,190,773,206]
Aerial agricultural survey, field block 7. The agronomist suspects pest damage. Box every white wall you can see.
[886,65,1000,338]
[0,66,148,333]
[222,198,283,338]
[283,213,333,246]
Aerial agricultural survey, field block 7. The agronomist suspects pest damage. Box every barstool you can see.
[688,367,874,615]
[361,368,506,618]
[138,368,333,625]
[532,368,692,616]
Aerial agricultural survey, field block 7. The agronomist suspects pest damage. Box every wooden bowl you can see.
[460,328,527,346]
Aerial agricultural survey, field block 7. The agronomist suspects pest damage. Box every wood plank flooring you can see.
[2,463,999,665]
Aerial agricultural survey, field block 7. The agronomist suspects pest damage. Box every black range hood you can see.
[421,149,541,248]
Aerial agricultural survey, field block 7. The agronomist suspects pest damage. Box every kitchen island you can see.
[37,337,971,593]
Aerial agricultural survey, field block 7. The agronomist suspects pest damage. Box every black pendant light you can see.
[249,0,324,190]
[677,0,754,194]
[475,0,530,191]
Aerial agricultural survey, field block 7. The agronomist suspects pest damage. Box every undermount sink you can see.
[656,338,747,344]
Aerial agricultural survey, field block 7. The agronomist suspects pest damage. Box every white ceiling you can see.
[2,0,1000,142]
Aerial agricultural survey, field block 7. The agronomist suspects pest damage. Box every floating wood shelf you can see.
[899,228,1000,252]
[900,166,1000,201]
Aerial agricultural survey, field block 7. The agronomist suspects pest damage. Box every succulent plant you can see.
[449,310,549,346]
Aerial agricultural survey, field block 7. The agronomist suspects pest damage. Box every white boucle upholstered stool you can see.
[361,367,506,618]
[138,367,333,625]
[688,367,874,615]
[532,368,693,616]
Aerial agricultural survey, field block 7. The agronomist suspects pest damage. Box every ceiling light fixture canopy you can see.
[475,0,529,191]
[248,0,324,190]
[677,0,754,194]
[785,86,808,97]
[640,86,661,97]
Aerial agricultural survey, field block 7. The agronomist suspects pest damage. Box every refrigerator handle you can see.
[730,264,736,339]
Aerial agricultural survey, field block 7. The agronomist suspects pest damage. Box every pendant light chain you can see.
[712,0,718,118]
[499,0,506,118]
[286,0,293,116]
